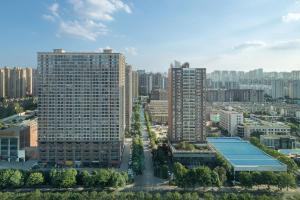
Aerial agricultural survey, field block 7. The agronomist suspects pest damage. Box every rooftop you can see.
[207,137,287,172]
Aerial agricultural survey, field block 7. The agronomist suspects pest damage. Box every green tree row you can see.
[131,136,145,174]
[250,137,298,172]
[0,168,128,189]
[173,162,227,188]
[0,97,37,119]
[131,103,141,136]
[0,190,283,200]
[144,111,158,149]
[238,171,296,191]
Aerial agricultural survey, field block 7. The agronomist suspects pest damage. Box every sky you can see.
[1,0,300,72]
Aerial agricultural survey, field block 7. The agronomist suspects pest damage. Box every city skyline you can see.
[2,0,300,72]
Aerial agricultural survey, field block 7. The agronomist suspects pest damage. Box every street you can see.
[134,107,166,187]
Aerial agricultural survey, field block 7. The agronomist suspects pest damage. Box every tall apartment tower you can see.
[168,62,206,143]
[38,49,126,167]
[0,67,33,98]
[125,65,133,130]
[271,80,285,99]
[0,69,4,97]
[132,70,139,100]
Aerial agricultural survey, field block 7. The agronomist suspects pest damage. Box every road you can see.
[134,107,166,187]
[120,138,132,172]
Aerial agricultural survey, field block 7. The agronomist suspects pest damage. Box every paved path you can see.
[134,107,165,186]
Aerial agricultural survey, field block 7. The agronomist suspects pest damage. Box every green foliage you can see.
[173,162,220,188]
[0,97,37,119]
[153,146,170,179]
[239,172,253,188]
[250,137,298,172]
[132,136,144,174]
[176,141,196,151]
[276,172,296,190]
[237,171,296,191]
[213,166,227,186]
[49,168,77,188]
[0,169,23,188]
[26,172,44,187]
[0,191,283,200]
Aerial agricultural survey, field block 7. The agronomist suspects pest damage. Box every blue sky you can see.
[1,0,300,72]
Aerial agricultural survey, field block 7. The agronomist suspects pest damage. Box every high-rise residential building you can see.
[168,62,206,143]
[138,70,152,96]
[38,49,126,167]
[125,65,133,130]
[271,80,285,99]
[32,68,38,96]
[132,70,139,100]
[152,72,164,90]
[219,109,244,136]
[0,69,4,98]
[289,80,300,99]
[0,67,34,98]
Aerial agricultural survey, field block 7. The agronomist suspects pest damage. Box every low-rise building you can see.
[237,118,290,138]
[260,135,296,149]
[145,100,168,124]
[0,111,38,161]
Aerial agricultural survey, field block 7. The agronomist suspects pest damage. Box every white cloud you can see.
[69,0,131,21]
[232,40,266,51]
[49,3,59,17]
[43,0,131,40]
[124,47,138,55]
[59,20,108,41]
[42,14,56,22]
[282,13,300,22]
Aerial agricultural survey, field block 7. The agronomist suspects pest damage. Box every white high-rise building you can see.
[271,80,285,99]
[219,109,244,136]
[38,49,126,167]
[168,62,206,143]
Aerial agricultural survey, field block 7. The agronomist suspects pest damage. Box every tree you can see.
[261,171,277,189]
[78,170,94,187]
[26,172,44,187]
[110,171,127,188]
[239,172,253,188]
[195,166,212,187]
[0,169,23,188]
[93,169,111,187]
[13,102,23,114]
[276,172,296,191]
[50,168,77,188]
[211,171,221,187]
[213,166,227,186]
[173,162,188,187]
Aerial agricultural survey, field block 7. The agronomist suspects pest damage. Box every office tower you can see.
[38,49,126,167]
[289,80,300,99]
[271,80,285,99]
[132,70,139,100]
[0,69,4,97]
[125,65,132,130]
[168,62,206,143]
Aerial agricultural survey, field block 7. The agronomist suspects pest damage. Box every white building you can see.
[219,109,243,136]
[271,80,285,99]
[38,49,126,167]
